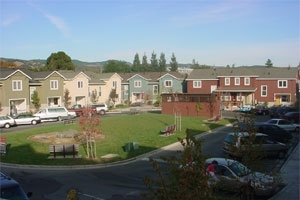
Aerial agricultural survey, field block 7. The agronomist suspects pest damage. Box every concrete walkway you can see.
[269,142,299,200]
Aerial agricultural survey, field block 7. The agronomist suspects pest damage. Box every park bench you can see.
[207,115,220,122]
[48,144,81,159]
[0,136,6,155]
[129,108,139,115]
[63,119,75,124]
[160,124,176,136]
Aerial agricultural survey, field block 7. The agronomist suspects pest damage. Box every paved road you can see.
[1,110,297,200]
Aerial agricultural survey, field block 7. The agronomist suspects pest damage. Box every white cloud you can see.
[1,15,19,26]
[45,14,70,38]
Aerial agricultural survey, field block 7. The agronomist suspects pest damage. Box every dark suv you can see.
[0,171,32,199]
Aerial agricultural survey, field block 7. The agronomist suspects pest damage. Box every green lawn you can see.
[0,113,233,165]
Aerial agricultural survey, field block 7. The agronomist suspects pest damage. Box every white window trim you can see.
[134,80,141,88]
[164,80,173,87]
[225,78,230,86]
[50,80,58,90]
[12,80,22,91]
[235,77,240,85]
[153,85,158,95]
[278,80,287,88]
[193,80,202,88]
[78,81,83,89]
[244,77,250,86]
[261,85,267,97]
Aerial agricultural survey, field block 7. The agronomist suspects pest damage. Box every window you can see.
[235,78,240,85]
[124,85,128,95]
[77,81,83,88]
[221,95,231,101]
[153,85,158,95]
[261,85,267,97]
[244,77,250,85]
[30,87,36,101]
[50,80,58,90]
[164,80,172,87]
[112,81,117,88]
[12,80,22,91]
[278,80,287,88]
[99,87,102,96]
[193,81,202,88]
[134,80,141,88]
[225,78,230,86]
[281,95,289,103]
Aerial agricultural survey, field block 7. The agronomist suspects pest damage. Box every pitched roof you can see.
[187,67,298,80]
[119,71,185,83]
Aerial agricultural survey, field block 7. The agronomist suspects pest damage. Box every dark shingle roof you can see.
[187,67,298,80]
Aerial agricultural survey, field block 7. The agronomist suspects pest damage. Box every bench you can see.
[63,119,75,124]
[0,136,6,155]
[48,144,81,159]
[160,124,176,136]
[207,115,220,122]
[129,108,139,115]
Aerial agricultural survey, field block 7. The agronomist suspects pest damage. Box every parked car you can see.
[239,105,255,113]
[271,106,298,118]
[235,122,292,143]
[0,171,32,199]
[253,105,269,115]
[89,103,108,115]
[280,112,300,123]
[34,107,76,122]
[222,132,288,159]
[68,104,84,117]
[13,113,41,125]
[266,118,299,132]
[0,115,16,128]
[205,158,280,197]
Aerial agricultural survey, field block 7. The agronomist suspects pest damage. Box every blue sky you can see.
[0,0,299,67]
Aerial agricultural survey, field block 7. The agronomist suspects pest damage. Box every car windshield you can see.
[228,161,250,177]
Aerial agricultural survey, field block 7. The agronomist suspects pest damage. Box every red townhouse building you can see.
[161,67,299,118]
[187,67,298,111]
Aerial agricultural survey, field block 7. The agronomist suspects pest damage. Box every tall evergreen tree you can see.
[265,59,273,68]
[159,52,167,72]
[150,51,159,72]
[132,53,141,72]
[170,53,178,72]
[142,53,148,72]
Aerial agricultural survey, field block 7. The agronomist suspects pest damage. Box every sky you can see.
[0,0,299,67]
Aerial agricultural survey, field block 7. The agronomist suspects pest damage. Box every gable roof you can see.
[0,68,32,80]
[119,72,185,83]
[187,67,298,80]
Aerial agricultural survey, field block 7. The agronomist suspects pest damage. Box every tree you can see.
[143,129,215,200]
[132,53,141,72]
[102,60,131,73]
[150,51,159,72]
[90,89,99,104]
[31,90,41,112]
[170,53,178,72]
[191,59,200,69]
[109,88,118,107]
[141,53,149,72]
[0,60,17,68]
[159,52,167,72]
[78,108,102,159]
[45,51,75,71]
[265,59,273,68]
[64,89,72,108]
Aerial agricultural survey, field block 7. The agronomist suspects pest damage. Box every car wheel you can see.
[240,185,254,200]
[4,123,10,128]
[100,110,105,115]
[31,120,37,125]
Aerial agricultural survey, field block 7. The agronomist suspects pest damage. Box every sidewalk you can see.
[269,142,299,200]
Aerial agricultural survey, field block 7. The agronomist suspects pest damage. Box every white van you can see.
[34,107,76,122]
